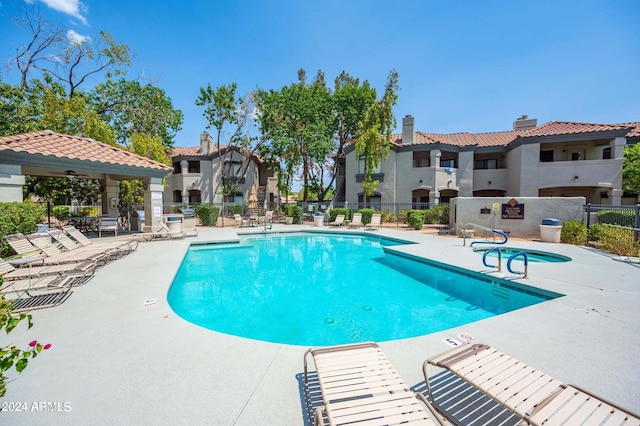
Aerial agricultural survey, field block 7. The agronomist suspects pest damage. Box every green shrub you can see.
[329,208,349,222]
[194,205,220,226]
[407,210,425,230]
[382,210,396,223]
[588,224,606,242]
[0,202,45,257]
[560,220,587,245]
[285,205,302,223]
[51,205,71,220]
[591,225,640,257]
[226,204,244,216]
[427,204,450,225]
[79,206,101,217]
[596,209,635,227]
[398,210,409,225]
[359,208,376,225]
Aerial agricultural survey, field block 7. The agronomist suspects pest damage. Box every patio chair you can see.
[0,256,96,281]
[304,342,445,426]
[347,213,363,228]
[0,274,76,312]
[98,216,119,237]
[328,214,345,227]
[234,214,248,227]
[364,213,381,230]
[29,232,114,266]
[5,233,106,266]
[424,343,640,426]
[63,225,138,255]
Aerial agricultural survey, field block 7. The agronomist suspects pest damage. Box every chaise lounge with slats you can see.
[304,342,444,426]
[424,343,640,425]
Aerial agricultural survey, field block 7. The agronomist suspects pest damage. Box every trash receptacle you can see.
[314,212,325,227]
[540,218,562,243]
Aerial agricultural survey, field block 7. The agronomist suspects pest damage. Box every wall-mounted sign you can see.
[501,198,525,219]
[480,207,491,214]
[492,203,500,212]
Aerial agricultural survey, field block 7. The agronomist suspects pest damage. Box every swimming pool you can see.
[168,233,561,346]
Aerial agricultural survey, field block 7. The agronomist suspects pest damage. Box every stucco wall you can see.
[450,196,585,237]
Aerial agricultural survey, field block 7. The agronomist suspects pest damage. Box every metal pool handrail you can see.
[462,223,509,247]
[482,246,502,272]
[507,251,529,278]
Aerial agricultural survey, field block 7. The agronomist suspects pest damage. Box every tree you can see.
[0,80,46,136]
[623,142,640,195]
[330,71,377,199]
[6,3,66,88]
[256,69,336,202]
[44,30,132,98]
[354,70,399,206]
[93,79,183,149]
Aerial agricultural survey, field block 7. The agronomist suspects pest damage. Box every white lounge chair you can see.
[1,274,75,312]
[364,213,381,230]
[304,342,445,426]
[347,213,363,228]
[424,343,640,425]
[328,214,345,227]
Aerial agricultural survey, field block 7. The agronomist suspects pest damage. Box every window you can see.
[570,152,582,161]
[440,159,455,168]
[602,147,611,160]
[358,156,381,174]
[188,161,200,173]
[173,190,182,203]
[474,159,497,169]
[413,152,430,168]
[188,190,201,204]
[173,162,181,174]
[540,150,554,162]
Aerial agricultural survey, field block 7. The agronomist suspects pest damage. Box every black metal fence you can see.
[584,203,640,243]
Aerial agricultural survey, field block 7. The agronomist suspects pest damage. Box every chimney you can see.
[513,115,537,131]
[402,115,414,144]
[199,131,213,155]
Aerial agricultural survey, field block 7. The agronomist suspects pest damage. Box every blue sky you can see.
[1,0,639,148]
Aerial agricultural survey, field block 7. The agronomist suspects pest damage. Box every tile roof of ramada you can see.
[0,130,172,171]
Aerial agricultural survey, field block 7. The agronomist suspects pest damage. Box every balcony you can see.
[537,159,622,188]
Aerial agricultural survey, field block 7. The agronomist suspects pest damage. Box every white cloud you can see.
[40,0,88,25]
[67,29,90,45]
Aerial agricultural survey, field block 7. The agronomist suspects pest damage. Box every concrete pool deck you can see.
[3,225,639,424]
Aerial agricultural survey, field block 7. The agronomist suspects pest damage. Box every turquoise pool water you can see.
[167,233,557,346]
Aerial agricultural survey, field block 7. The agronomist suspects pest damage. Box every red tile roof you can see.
[393,130,523,147]
[520,121,640,138]
[391,121,640,148]
[0,130,172,172]
[169,146,204,157]
[169,145,264,162]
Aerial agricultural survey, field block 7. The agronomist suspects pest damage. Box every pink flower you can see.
[29,340,37,347]
[43,344,52,350]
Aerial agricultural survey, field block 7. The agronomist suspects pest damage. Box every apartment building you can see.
[165,131,279,209]
[338,116,640,209]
